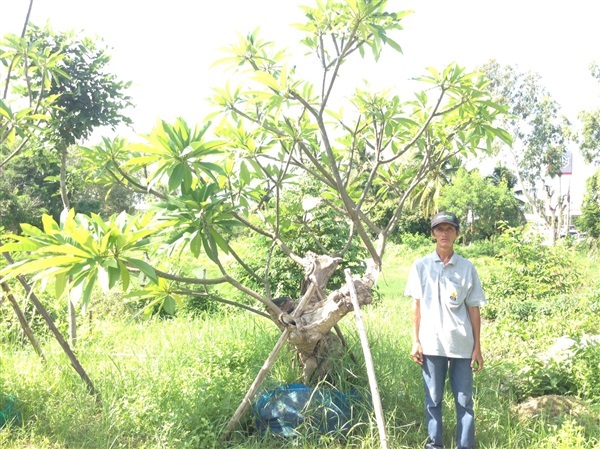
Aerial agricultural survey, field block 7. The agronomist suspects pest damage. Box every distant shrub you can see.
[397,232,432,250]
[483,227,581,321]
[459,238,503,258]
[511,339,600,401]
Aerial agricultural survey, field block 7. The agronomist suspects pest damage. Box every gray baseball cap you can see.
[431,211,460,229]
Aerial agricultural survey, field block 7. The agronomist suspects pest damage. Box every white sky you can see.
[2,0,599,208]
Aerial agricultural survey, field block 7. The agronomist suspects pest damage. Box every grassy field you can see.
[0,241,599,448]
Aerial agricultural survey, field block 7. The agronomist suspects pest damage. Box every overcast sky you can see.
[2,0,599,208]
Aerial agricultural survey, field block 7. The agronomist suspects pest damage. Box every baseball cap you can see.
[431,211,460,229]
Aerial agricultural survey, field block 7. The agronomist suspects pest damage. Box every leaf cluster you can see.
[0,209,158,310]
[24,24,133,145]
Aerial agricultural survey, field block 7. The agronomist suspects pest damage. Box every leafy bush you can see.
[511,340,600,401]
[483,228,581,321]
[397,232,432,249]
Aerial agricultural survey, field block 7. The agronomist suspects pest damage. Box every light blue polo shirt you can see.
[404,250,486,359]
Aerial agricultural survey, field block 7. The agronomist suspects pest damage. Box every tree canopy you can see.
[1,0,511,383]
[482,60,572,242]
[579,62,600,165]
[438,167,525,242]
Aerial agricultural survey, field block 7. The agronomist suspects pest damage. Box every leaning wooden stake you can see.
[344,268,390,449]
[222,282,317,441]
[2,250,100,403]
[1,281,45,361]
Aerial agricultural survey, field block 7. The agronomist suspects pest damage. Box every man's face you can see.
[431,223,459,247]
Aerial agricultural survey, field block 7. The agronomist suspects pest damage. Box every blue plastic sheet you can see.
[252,384,356,438]
[0,394,20,428]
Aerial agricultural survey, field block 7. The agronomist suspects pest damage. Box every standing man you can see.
[405,211,486,449]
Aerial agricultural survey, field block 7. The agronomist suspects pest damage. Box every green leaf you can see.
[81,272,98,308]
[123,257,158,284]
[169,163,186,192]
[0,256,79,281]
[0,241,39,253]
[384,37,403,53]
[41,214,60,233]
[118,260,130,291]
[35,244,91,259]
[210,229,230,254]
[190,231,202,258]
[201,235,218,263]
[252,71,281,91]
[55,272,68,299]
[163,296,176,315]
[107,265,120,290]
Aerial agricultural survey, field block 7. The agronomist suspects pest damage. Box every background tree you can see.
[1,0,510,384]
[28,24,134,346]
[578,169,600,238]
[0,8,101,394]
[0,149,62,233]
[1,21,134,347]
[487,164,519,190]
[25,24,133,211]
[0,20,60,170]
[1,24,136,230]
[438,167,525,243]
[579,62,600,165]
[406,155,462,218]
[482,60,571,243]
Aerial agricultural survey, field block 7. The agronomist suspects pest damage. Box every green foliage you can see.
[370,205,430,243]
[483,227,581,321]
[25,24,132,145]
[578,108,600,165]
[0,209,159,310]
[438,167,525,242]
[231,179,368,299]
[124,277,183,319]
[482,60,572,239]
[511,340,600,401]
[539,419,589,449]
[0,31,60,153]
[578,62,600,165]
[0,149,62,232]
[125,118,224,194]
[297,0,410,62]
[72,182,142,217]
[397,231,432,249]
[1,241,599,448]
[578,168,600,238]
[405,156,463,219]
[1,24,135,233]
[3,0,514,325]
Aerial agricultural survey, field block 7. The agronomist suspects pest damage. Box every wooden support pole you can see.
[222,282,317,441]
[1,281,45,361]
[344,268,390,449]
[2,250,100,403]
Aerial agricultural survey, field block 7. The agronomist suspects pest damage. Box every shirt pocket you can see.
[443,278,467,308]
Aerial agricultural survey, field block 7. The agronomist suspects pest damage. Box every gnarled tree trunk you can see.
[266,253,375,382]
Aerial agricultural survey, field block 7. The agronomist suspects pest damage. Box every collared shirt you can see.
[404,250,486,358]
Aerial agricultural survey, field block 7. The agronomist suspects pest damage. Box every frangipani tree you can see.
[0,0,510,383]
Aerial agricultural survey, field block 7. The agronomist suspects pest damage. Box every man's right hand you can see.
[411,342,424,366]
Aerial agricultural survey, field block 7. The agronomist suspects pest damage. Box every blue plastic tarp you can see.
[252,384,357,438]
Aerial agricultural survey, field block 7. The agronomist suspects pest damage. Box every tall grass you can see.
[0,241,599,448]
